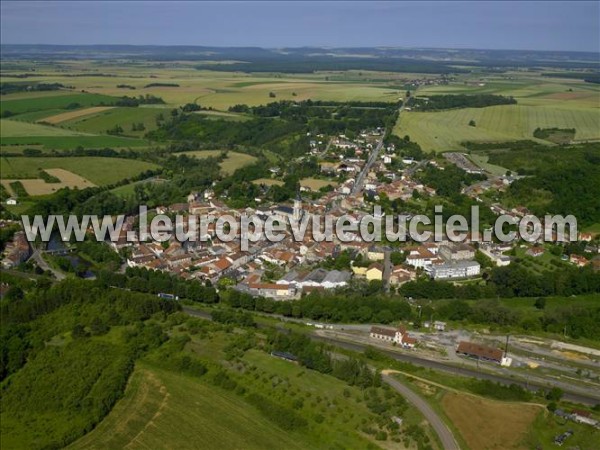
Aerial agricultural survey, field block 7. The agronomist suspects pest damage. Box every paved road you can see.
[382,371,459,450]
[30,249,66,280]
[182,307,600,406]
[351,136,385,194]
[382,249,392,292]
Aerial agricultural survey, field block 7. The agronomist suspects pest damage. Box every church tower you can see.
[293,189,303,221]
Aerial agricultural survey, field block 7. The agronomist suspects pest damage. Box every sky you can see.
[1,1,599,52]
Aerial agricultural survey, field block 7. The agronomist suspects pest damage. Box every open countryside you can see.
[39,106,116,125]
[2,168,95,196]
[1,156,158,186]
[1,3,600,448]
[395,104,600,152]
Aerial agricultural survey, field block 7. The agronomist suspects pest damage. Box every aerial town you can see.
[1,3,599,448]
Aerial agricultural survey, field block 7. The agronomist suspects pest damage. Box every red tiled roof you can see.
[456,341,503,362]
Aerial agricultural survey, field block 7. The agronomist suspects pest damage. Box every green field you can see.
[181,150,258,175]
[4,108,67,122]
[68,363,307,450]
[416,74,600,108]
[1,156,158,185]
[62,106,167,137]
[395,105,600,152]
[466,154,508,176]
[0,119,91,137]
[0,135,149,150]
[194,110,251,121]
[1,63,404,110]
[1,93,120,115]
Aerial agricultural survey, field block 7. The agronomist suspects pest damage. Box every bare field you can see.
[39,106,115,124]
[2,168,95,196]
[441,392,541,450]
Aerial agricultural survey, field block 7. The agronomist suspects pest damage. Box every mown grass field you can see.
[68,363,307,450]
[181,150,258,175]
[0,156,158,185]
[395,105,600,152]
[440,392,540,450]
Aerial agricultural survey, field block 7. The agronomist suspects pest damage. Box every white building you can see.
[428,261,481,279]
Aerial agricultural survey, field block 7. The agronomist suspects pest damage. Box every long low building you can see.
[456,341,503,363]
[235,282,296,300]
[427,260,480,280]
[277,268,351,289]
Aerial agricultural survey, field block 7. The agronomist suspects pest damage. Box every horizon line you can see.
[2,43,599,55]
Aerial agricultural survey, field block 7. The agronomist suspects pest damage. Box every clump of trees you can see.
[411,94,516,111]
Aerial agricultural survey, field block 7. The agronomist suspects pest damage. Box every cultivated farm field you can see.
[0,93,120,115]
[40,106,116,124]
[0,156,159,186]
[61,106,167,136]
[2,168,95,196]
[395,105,600,152]
[441,392,541,450]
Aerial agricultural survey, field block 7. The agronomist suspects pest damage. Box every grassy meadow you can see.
[61,106,167,137]
[67,321,440,450]
[1,93,120,115]
[1,119,91,137]
[1,156,158,186]
[180,150,258,175]
[68,363,307,450]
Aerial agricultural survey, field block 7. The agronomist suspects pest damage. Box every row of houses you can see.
[1,231,31,269]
